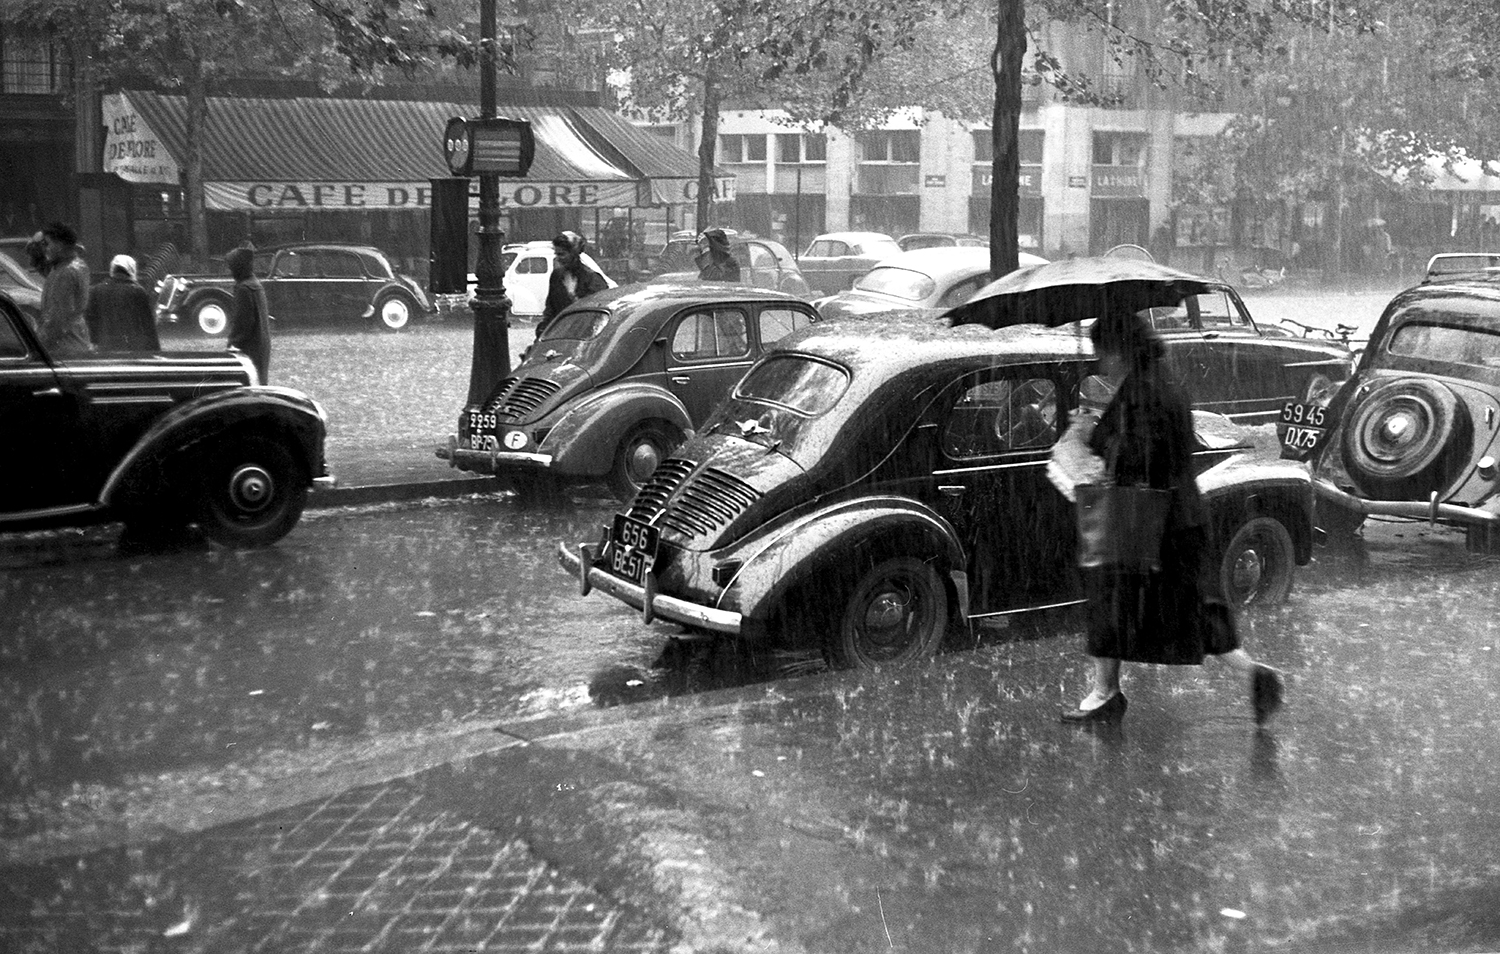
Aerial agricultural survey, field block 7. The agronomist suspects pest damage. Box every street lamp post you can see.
[466,0,511,408]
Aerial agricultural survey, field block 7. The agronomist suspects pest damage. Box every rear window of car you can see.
[734,355,849,415]
[539,309,610,341]
[853,266,937,302]
[1386,321,1500,369]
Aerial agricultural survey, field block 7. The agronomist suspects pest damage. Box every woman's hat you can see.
[110,254,138,280]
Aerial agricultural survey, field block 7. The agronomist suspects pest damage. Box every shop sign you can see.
[1068,175,1089,188]
[101,93,179,184]
[924,174,947,188]
[204,179,644,212]
[971,164,1043,196]
[1091,166,1145,197]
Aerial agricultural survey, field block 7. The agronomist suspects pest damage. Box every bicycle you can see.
[1276,316,1365,368]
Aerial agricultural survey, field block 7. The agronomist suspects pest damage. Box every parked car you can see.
[815,247,1049,321]
[897,232,989,251]
[652,230,812,297]
[797,231,903,297]
[436,282,821,502]
[0,249,41,322]
[156,243,433,335]
[0,289,331,546]
[468,240,617,318]
[558,317,1316,670]
[1170,244,1288,289]
[1277,279,1500,548]
[1134,282,1353,425]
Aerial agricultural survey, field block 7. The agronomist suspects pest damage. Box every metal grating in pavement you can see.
[0,777,673,953]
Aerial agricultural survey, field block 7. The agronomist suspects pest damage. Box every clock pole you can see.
[466,0,510,408]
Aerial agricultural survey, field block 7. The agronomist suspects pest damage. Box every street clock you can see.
[443,116,535,177]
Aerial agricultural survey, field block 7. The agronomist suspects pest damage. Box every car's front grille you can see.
[628,459,760,542]
[485,377,560,422]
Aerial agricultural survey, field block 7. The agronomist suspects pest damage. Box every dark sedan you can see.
[156,243,432,335]
[437,282,820,502]
[560,317,1317,670]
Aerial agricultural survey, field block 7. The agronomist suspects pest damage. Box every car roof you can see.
[810,231,898,244]
[582,280,815,312]
[779,315,1092,374]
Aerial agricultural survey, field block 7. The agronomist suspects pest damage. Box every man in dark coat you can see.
[538,231,610,336]
[225,246,271,384]
[696,228,741,282]
[37,222,92,355]
[86,254,161,351]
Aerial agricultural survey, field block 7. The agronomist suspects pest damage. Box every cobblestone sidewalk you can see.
[1,774,674,953]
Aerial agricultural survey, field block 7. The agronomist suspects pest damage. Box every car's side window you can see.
[273,252,304,278]
[1147,303,1191,332]
[807,240,832,257]
[0,310,29,359]
[1197,290,1248,332]
[519,255,548,275]
[943,376,1059,459]
[324,251,364,278]
[759,308,811,347]
[829,242,850,256]
[748,244,775,269]
[938,275,988,309]
[671,308,750,361]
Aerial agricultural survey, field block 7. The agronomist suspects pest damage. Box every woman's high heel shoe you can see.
[1060,691,1127,724]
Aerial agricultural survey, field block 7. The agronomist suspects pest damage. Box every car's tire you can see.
[191,295,233,336]
[1217,516,1295,607]
[826,557,948,669]
[193,436,309,548]
[374,290,415,331]
[1341,378,1471,499]
[609,420,682,503]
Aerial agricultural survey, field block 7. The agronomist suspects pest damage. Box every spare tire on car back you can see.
[1340,377,1472,499]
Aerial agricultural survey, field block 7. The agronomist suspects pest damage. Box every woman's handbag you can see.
[1075,483,1173,573]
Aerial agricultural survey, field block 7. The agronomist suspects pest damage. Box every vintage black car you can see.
[156,243,432,335]
[1279,280,1500,549]
[0,289,332,547]
[560,318,1317,669]
[436,283,820,502]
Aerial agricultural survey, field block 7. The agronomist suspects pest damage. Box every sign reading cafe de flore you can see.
[100,93,720,212]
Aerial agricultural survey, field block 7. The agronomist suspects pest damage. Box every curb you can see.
[307,475,497,509]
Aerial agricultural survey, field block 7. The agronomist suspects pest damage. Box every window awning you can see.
[101,91,733,212]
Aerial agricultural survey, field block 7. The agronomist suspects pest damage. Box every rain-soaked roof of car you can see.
[1382,278,1500,326]
[775,314,1094,372]
[586,281,813,312]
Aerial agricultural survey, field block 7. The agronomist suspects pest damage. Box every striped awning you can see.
[101,90,730,211]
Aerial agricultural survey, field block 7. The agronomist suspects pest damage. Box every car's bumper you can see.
[312,475,337,491]
[435,435,553,474]
[1312,477,1500,527]
[556,541,742,636]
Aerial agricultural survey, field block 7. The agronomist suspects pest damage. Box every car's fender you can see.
[543,381,694,477]
[101,385,328,508]
[364,278,433,315]
[719,495,968,626]
[1197,454,1316,562]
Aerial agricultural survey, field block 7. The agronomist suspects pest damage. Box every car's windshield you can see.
[853,266,937,301]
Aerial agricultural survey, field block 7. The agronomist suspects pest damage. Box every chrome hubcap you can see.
[1230,545,1264,595]
[228,464,275,514]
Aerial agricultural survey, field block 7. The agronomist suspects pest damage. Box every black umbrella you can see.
[945,256,1212,329]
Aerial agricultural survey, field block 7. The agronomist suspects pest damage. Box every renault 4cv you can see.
[559,317,1317,670]
[437,283,820,502]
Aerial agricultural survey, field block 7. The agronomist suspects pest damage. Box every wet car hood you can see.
[818,291,936,320]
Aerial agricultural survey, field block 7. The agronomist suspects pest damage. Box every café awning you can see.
[101,90,733,212]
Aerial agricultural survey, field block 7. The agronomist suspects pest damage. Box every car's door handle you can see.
[938,485,967,497]
[33,387,61,397]
[671,375,690,384]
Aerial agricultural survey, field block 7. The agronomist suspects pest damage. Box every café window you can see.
[719,133,767,163]
[1092,132,1147,166]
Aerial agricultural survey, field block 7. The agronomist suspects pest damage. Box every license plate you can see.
[468,410,498,432]
[467,433,499,451]
[1280,401,1327,428]
[607,514,659,584]
[1280,424,1328,452]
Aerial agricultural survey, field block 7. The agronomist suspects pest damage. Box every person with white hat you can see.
[85,252,160,352]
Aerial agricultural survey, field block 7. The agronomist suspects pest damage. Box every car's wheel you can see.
[1217,516,1295,607]
[374,291,415,331]
[609,421,682,503]
[193,436,309,548]
[826,557,948,669]
[191,295,232,336]
[1341,377,1471,498]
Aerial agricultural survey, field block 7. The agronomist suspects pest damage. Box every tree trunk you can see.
[185,73,210,262]
[696,70,722,231]
[989,0,1026,277]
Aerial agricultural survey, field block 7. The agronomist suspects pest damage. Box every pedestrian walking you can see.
[36,222,92,355]
[1059,307,1284,726]
[537,231,610,336]
[86,254,161,351]
[225,246,271,384]
[696,228,741,282]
